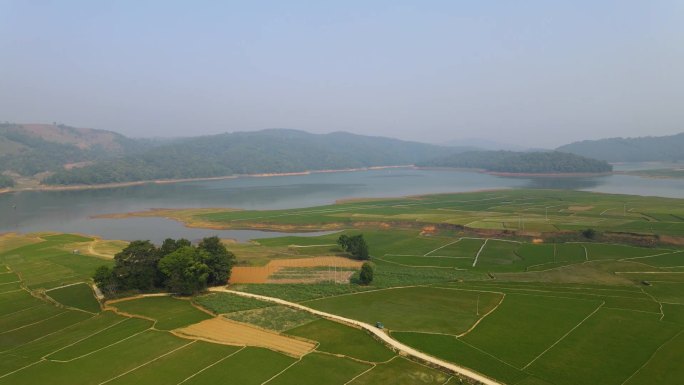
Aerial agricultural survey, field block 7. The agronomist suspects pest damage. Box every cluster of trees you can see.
[337,234,370,260]
[557,133,684,162]
[419,150,613,174]
[0,174,14,188]
[43,129,453,185]
[93,236,236,296]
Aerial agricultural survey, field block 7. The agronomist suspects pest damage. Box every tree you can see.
[197,236,236,285]
[582,228,597,239]
[337,234,370,260]
[93,265,117,296]
[359,262,374,285]
[160,238,191,256]
[112,240,161,290]
[158,246,210,295]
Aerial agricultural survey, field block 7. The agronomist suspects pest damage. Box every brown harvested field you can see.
[173,317,316,357]
[0,233,43,251]
[230,256,363,284]
[568,205,594,211]
[267,270,356,284]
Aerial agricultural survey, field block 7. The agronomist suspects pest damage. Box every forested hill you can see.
[44,129,454,185]
[418,151,613,174]
[557,133,684,162]
[0,123,142,177]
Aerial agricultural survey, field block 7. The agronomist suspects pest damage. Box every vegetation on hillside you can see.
[93,236,236,296]
[0,123,143,176]
[43,129,453,185]
[557,132,684,162]
[418,150,613,173]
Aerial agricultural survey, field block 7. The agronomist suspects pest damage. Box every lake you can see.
[1,167,683,243]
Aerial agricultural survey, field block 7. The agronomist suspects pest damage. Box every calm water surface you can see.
[1,167,683,243]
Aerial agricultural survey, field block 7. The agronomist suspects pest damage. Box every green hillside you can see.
[557,133,684,162]
[44,129,453,185]
[0,123,142,178]
[418,150,613,173]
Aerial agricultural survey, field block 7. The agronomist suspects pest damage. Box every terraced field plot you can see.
[46,282,101,313]
[0,234,112,290]
[306,286,504,335]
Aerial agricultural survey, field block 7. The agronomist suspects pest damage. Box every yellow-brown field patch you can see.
[173,317,316,357]
[230,256,363,284]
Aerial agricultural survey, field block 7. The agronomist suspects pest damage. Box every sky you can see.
[1,1,683,148]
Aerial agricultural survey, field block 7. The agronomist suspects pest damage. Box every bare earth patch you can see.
[173,317,316,357]
[568,205,594,211]
[230,256,363,284]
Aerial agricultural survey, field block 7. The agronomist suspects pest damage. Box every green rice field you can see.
[3,189,684,384]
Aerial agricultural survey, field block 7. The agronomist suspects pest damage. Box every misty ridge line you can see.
[0,122,682,189]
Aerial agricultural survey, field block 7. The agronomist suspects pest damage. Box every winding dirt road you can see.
[209,287,502,385]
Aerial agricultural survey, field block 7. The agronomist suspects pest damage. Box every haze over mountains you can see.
[557,133,684,163]
[0,123,681,188]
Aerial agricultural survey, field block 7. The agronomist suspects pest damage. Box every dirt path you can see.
[209,287,501,385]
[472,239,489,267]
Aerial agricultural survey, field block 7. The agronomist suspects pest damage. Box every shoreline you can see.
[0,165,413,195]
[486,171,613,178]
[415,167,613,178]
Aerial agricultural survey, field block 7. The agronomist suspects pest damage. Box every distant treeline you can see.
[44,129,453,185]
[557,133,684,162]
[419,151,613,174]
[0,174,14,188]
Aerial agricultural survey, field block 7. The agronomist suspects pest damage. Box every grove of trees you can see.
[93,236,236,296]
[337,234,370,260]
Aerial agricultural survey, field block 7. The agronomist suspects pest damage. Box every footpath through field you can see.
[209,287,502,385]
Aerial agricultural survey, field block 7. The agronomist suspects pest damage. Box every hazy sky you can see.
[1,1,683,147]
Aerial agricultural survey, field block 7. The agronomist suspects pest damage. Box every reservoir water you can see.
[1,167,683,243]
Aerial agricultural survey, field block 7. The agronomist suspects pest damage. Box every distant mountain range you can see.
[557,133,684,162]
[42,128,457,185]
[1,123,679,187]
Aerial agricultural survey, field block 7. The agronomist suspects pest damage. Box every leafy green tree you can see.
[197,236,236,285]
[158,246,210,295]
[112,240,160,290]
[93,265,117,296]
[359,262,374,285]
[160,238,191,255]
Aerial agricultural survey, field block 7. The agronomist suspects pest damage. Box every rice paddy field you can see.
[2,189,684,384]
